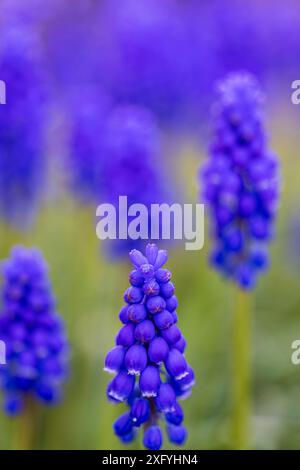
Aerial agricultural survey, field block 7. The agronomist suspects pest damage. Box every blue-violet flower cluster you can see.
[0,28,47,228]
[0,247,69,415]
[104,243,194,450]
[201,73,280,289]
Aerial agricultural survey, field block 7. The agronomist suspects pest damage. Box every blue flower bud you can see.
[35,382,60,404]
[116,323,135,347]
[171,311,178,323]
[173,336,186,353]
[165,402,184,425]
[143,279,160,297]
[146,296,166,314]
[125,344,148,376]
[108,371,135,403]
[145,244,158,265]
[114,412,133,437]
[236,264,256,290]
[129,249,148,268]
[127,304,147,323]
[148,337,169,364]
[119,305,129,324]
[153,310,174,330]
[250,248,269,271]
[160,282,175,299]
[176,366,195,392]
[155,268,172,284]
[129,270,144,287]
[165,349,188,380]
[165,295,178,312]
[154,250,168,269]
[143,425,163,451]
[134,320,155,343]
[124,286,144,304]
[161,325,181,345]
[156,383,176,413]
[104,346,125,374]
[139,366,160,397]
[120,430,135,444]
[3,395,23,416]
[130,398,150,426]
[166,424,187,446]
[139,264,154,280]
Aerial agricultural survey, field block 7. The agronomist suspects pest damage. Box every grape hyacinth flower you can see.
[0,247,69,416]
[98,105,171,256]
[201,73,280,289]
[0,28,47,228]
[104,243,194,450]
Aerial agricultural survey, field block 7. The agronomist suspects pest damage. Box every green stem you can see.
[14,397,37,450]
[232,288,252,450]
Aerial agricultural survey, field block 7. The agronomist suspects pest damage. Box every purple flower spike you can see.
[201,73,280,289]
[0,247,69,414]
[104,244,194,449]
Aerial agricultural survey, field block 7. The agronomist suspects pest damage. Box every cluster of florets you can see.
[0,28,47,228]
[201,73,280,289]
[0,247,69,415]
[104,244,194,450]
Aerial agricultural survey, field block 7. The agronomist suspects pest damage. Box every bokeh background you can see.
[0,0,300,450]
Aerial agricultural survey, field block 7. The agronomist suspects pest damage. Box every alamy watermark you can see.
[0,80,6,105]
[291,340,300,365]
[96,196,205,250]
[0,340,6,365]
[291,80,300,105]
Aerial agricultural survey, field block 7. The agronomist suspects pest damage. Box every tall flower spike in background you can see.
[201,73,280,290]
[0,28,47,229]
[201,72,280,449]
[104,243,194,450]
[0,247,69,449]
[99,105,171,257]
